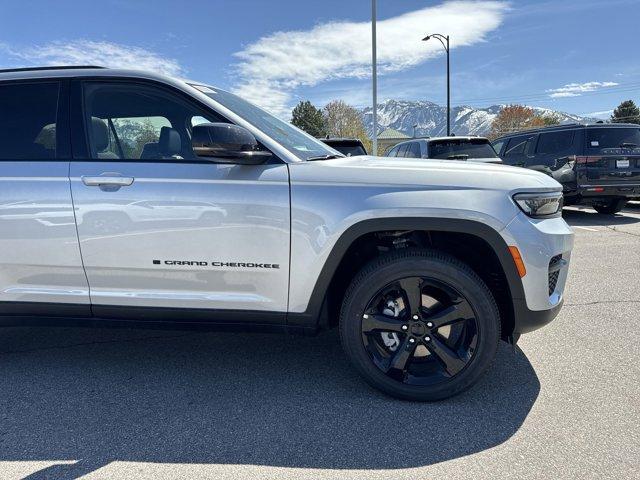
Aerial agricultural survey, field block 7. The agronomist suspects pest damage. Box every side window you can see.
[397,143,408,157]
[82,82,222,161]
[536,131,574,155]
[504,136,527,157]
[405,142,421,158]
[492,140,505,156]
[0,82,59,160]
[386,145,398,157]
[503,135,535,165]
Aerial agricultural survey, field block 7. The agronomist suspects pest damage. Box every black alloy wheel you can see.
[361,276,478,386]
[340,249,500,401]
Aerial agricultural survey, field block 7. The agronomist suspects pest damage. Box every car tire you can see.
[339,248,500,402]
[593,198,627,215]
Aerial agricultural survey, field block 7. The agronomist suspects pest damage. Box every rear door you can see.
[533,129,576,168]
[69,79,290,320]
[579,127,640,188]
[0,80,89,314]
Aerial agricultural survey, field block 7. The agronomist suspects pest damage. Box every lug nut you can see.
[401,324,408,331]
[412,315,419,320]
[426,322,434,328]
[424,336,431,342]
[408,338,416,344]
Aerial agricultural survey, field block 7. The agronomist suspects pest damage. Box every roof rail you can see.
[0,65,105,74]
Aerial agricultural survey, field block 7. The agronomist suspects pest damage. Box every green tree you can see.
[323,100,371,153]
[291,100,327,137]
[611,100,640,125]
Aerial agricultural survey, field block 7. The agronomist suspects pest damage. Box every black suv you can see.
[493,123,640,214]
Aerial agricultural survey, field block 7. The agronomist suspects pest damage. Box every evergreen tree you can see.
[291,101,327,137]
[611,100,640,125]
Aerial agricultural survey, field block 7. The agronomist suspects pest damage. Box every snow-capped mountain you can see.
[361,99,595,137]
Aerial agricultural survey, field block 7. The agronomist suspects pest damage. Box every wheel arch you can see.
[287,218,525,339]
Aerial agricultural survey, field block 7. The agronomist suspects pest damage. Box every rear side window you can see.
[404,142,421,158]
[411,142,422,158]
[586,127,640,151]
[504,136,530,158]
[536,130,574,155]
[0,82,59,159]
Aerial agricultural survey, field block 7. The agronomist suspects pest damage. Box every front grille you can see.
[548,254,563,295]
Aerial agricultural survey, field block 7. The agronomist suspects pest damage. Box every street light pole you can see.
[371,0,378,155]
[422,34,451,136]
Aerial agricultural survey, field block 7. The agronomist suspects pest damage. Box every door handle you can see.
[82,175,134,187]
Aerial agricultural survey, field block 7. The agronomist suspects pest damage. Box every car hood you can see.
[293,155,560,193]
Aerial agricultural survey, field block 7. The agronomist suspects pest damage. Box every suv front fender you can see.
[286,217,525,333]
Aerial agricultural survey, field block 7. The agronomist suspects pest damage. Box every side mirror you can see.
[192,123,272,165]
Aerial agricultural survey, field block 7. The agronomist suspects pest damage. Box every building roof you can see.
[377,128,410,140]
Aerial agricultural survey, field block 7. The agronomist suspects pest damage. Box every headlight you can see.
[513,192,563,218]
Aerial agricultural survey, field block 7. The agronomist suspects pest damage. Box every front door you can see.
[69,80,290,320]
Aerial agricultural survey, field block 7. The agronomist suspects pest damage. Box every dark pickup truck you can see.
[493,123,640,214]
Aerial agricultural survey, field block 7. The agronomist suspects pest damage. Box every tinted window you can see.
[0,82,59,159]
[586,127,640,151]
[333,144,367,157]
[404,142,421,158]
[428,138,498,159]
[504,136,529,158]
[536,130,574,154]
[83,83,221,160]
[492,140,505,156]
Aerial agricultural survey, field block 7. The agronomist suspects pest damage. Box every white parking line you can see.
[574,226,599,232]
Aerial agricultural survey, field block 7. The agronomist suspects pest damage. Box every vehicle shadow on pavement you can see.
[0,327,540,478]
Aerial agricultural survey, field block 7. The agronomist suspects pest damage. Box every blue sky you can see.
[1,0,639,119]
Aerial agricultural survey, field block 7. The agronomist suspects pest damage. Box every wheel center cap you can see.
[410,322,426,336]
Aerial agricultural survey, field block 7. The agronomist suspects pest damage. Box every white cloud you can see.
[547,81,618,98]
[232,1,509,116]
[4,40,185,77]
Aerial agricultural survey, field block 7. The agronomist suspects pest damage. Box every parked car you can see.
[492,123,640,214]
[0,66,573,401]
[386,136,502,164]
[320,137,367,156]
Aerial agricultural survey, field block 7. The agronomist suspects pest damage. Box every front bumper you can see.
[513,297,564,334]
[501,212,574,333]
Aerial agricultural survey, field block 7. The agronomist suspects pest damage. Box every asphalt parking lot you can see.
[0,204,639,480]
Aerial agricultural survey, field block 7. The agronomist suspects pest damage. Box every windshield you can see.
[191,84,341,161]
[429,138,498,159]
[585,127,640,152]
